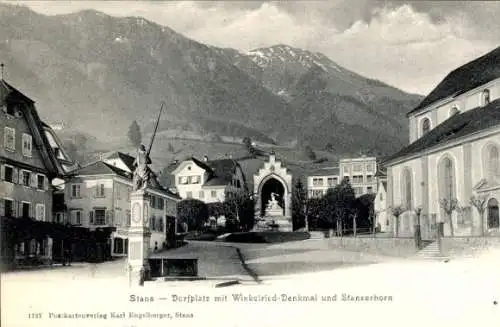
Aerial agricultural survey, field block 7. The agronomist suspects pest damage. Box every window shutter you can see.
[89,211,94,224]
[0,199,4,216]
[12,168,19,184]
[44,176,49,191]
[12,200,18,217]
[94,185,98,197]
[31,173,37,188]
[0,165,4,181]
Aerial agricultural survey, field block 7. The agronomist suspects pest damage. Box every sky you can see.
[6,0,500,95]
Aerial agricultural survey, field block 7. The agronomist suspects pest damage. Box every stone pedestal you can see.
[128,190,151,286]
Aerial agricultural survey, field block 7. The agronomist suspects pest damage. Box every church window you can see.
[487,145,500,180]
[482,89,490,106]
[487,198,499,229]
[401,168,412,210]
[438,157,456,201]
[421,118,431,136]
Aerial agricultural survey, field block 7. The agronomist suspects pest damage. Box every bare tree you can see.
[391,205,405,237]
[439,198,458,237]
[470,194,488,236]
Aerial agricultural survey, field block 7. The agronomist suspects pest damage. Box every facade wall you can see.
[410,78,500,143]
[65,174,179,254]
[339,157,377,196]
[387,131,500,237]
[374,181,388,232]
[307,174,339,198]
[1,103,52,221]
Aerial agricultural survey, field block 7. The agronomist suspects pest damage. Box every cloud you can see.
[4,0,499,94]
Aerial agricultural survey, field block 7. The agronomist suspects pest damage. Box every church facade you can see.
[383,47,500,238]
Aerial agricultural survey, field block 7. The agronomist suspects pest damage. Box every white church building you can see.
[383,46,500,238]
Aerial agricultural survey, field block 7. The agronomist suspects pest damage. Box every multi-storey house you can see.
[384,46,500,238]
[0,79,67,263]
[339,156,378,196]
[306,167,340,198]
[170,156,247,203]
[64,152,181,257]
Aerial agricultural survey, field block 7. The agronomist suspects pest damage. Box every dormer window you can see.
[482,89,490,106]
[421,118,431,136]
[449,106,460,117]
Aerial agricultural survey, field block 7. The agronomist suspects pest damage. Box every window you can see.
[186,191,192,199]
[211,190,217,198]
[449,106,460,117]
[157,198,164,210]
[236,180,241,188]
[438,157,455,201]
[482,89,490,106]
[327,177,338,187]
[486,145,500,180]
[401,168,412,210]
[367,187,373,194]
[37,175,45,190]
[353,164,362,172]
[150,195,156,208]
[95,183,105,197]
[55,212,64,224]
[179,176,188,184]
[352,175,363,184]
[380,192,384,201]
[310,190,324,198]
[94,209,106,225]
[366,163,375,172]
[4,199,13,217]
[3,166,14,183]
[189,176,200,184]
[354,187,363,195]
[4,127,15,150]
[199,191,205,199]
[71,210,82,225]
[22,170,30,187]
[116,185,121,200]
[22,202,30,218]
[151,216,156,230]
[22,134,32,157]
[71,184,81,198]
[35,204,45,221]
[366,175,374,183]
[421,118,431,136]
[113,238,125,254]
[126,210,131,226]
[342,166,350,175]
[313,178,324,186]
[487,198,499,229]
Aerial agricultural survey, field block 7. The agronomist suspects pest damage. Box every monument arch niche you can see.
[253,153,293,231]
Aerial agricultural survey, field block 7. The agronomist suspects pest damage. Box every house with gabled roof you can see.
[170,155,247,203]
[1,78,77,265]
[64,152,181,257]
[383,47,500,238]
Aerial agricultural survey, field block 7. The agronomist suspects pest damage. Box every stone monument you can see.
[127,144,153,286]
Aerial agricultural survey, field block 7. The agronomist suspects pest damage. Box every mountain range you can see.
[0,3,423,157]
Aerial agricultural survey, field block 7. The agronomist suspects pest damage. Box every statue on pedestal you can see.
[266,193,281,210]
[133,144,153,191]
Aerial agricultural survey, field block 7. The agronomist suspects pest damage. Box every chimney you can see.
[203,155,208,162]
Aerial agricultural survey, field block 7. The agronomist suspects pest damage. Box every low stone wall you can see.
[441,236,500,256]
[328,237,417,258]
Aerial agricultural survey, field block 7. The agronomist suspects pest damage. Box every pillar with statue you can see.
[127,103,163,286]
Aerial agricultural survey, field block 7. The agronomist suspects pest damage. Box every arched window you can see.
[449,106,460,117]
[487,146,500,180]
[401,168,412,210]
[438,157,455,201]
[421,118,431,136]
[487,198,499,229]
[482,89,490,106]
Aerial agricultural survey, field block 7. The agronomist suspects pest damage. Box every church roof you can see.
[203,158,244,187]
[384,99,500,165]
[408,46,500,116]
